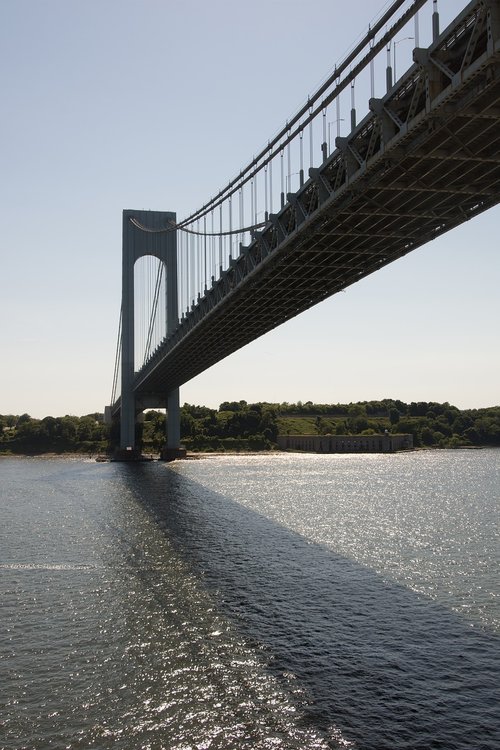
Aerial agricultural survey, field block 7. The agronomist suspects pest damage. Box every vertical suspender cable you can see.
[144,262,164,364]
[136,263,140,370]
[211,209,215,280]
[180,233,184,318]
[219,204,223,271]
[183,231,185,314]
[370,38,375,98]
[251,177,255,230]
[254,173,258,227]
[204,215,207,288]
[197,219,200,299]
[185,230,188,314]
[322,108,327,160]
[144,261,147,361]
[299,130,304,185]
[179,232,182,316]
[111,307,122,406]
[192,230,196,303]
[269,159,273,215]
[186,231,189,312]
[153,257,158,346]
[185,230,190,311]
[287,132,291,194]
[150,256,154,340]
[239,187,243,248]
[152,256,156,349]
[351,79,356,130]
[179,234,182,317]
[147,256,150,358]
[336,79,341,138]
[141,261,144,366]
[264,165,268,221]
[187,229,191,310]
[309,105,314,169]
[280,149,285,208]
[188,231,192,305]
[229,195,233,259]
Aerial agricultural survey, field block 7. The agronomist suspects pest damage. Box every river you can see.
[1,450,498,749]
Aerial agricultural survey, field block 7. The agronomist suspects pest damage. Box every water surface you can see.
[1,450,498,749]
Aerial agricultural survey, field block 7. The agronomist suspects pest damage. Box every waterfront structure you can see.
[277,433,413,454]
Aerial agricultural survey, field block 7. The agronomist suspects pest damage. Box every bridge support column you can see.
[119,210,139,456]
[160,234,186,462]
[167,388,180,448]
[161,387,186,461]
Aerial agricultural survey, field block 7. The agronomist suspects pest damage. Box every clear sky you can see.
[1,0,498,418]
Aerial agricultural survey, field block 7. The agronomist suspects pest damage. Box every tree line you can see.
[0,413,109,454]
[1,399,499,454]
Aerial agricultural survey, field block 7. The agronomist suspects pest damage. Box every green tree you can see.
[315,416,328,435]
[389,408,400,425]
[347,405,368,434]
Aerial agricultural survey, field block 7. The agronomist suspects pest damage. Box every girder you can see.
[124,0,500,406]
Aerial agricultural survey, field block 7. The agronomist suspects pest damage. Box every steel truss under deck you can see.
[129,0,500,403]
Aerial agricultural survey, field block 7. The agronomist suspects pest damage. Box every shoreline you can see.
[0,445,493,461]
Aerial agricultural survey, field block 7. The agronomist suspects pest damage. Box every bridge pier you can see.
[161,387,186,461]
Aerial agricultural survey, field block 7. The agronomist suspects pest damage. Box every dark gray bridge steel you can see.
[127,0,500,406]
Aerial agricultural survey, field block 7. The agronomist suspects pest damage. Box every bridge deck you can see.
[131,0,500,404]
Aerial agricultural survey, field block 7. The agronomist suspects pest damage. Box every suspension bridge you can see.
[107,0,500,459]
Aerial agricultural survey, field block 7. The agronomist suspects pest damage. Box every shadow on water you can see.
[117,462,499,750]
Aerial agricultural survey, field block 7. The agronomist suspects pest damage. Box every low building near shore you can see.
[277,433,413,453]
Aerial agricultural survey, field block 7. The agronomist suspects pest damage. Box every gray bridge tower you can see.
[117,209,183,460]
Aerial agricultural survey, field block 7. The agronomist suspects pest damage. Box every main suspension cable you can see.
[177,0,428,228]
[129,215,266,238]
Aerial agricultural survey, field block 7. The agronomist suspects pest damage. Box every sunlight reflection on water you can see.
[1,451,498,749]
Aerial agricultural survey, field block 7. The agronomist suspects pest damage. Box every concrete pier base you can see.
[160,447,187,462]
[113,447,152,462]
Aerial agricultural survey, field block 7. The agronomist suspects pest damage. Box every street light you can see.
[393,36,414,83]
[328,120,344,153]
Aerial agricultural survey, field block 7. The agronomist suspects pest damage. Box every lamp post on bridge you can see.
[393,37,414,84]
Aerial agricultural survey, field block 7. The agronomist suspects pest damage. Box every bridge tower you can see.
[118,209,183,460]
